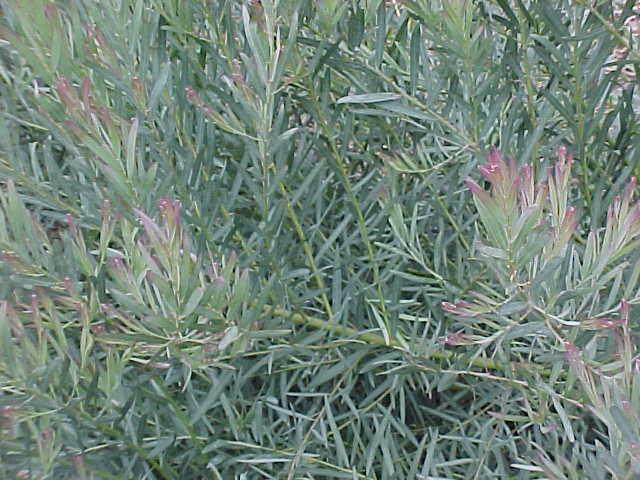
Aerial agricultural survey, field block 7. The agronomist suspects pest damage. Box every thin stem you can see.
[264,305,554,378]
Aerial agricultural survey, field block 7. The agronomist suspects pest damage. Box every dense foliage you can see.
[1,0,639,478]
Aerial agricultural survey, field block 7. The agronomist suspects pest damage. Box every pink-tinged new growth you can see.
[478,147,504,185]
[64,120,83,138]
[624,176,637,203]
[475,147,522,210]
[201,105,214,117]
[631,202,640,226]
[231,58,245,85]
[589,317,625,329]
[439,330,468,346]
[109,257,125,270]
[613,195,623,217]
[465,177,483,196]
[90,323,105,335]
[0,405,16,432]
[561,207,577,234]
[621,400,635,417]
[72,455,86,473]
[98,106,113,130]
[440,300,478,318]
[132,76,145,106]
[465,177,491,204]
[94,28,109,51]
[184,86,201,105]
[185,87,217,119]
[157,197,182,229]
[630,443,640,460]
[132,77,144,95]
[81,77,91,113]
[134,208,167,244]
[519,163,536,207]
[41,428,52,442]
[620,299,630,325]
[563,340,583,368]
[63,277,76,296]
[101,199,111,219]
[554,145,573,189]
[100,303,116,316]
[65,213,77,233]
[43,2,58,20]
[56,78,81,112]
[30,293,39,314]
[617,182,640,240]
[441,301,458,314]
[563,206,576,223]
[1,250,21,270]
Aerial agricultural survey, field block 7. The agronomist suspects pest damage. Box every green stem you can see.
[307,81,391,336]
[279,181,333,319]
[264,305,553,378]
